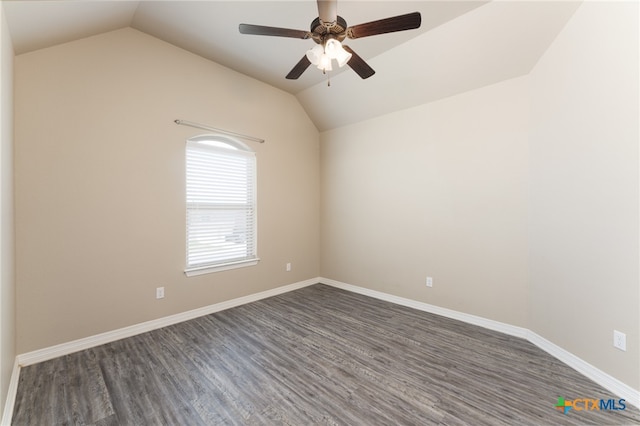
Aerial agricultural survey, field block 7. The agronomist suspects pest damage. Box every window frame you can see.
[184,134,259,277]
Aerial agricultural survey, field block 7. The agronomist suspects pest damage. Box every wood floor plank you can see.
[63,349,115,424]
[11,284,640,425]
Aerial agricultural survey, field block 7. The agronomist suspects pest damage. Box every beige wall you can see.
[321,76,530,327]
[0,3,15,420]
[529,1,639,389]
[14,28,320,353]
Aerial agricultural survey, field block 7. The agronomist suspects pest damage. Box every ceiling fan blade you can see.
[286,55,312,80]
[239,24,310,39]
[347,12,421,39]
[317,0,337,24]
[342,46,375,79]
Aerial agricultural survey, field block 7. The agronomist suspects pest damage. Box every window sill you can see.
[184,258,260,277]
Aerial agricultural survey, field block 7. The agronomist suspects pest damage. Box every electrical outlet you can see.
[613,330,626,351]
[426,277,433,287]
[286,262,292,272]
[156,287,165,299]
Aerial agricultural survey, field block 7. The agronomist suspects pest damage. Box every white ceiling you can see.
[3,0,581,131]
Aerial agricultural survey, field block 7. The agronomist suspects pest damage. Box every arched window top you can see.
[188,134,253,152]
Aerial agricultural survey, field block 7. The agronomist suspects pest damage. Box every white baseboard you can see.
[320,277,529,338]
[527,331,640,409]
[17,278,319,367]
[319,277,640,410]
[1,358,20,426]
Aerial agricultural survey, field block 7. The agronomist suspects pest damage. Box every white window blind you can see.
[185,136,257,275]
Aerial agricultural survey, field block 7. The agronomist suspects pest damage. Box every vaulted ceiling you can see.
[3,0,580,131]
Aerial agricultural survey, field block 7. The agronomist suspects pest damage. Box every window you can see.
[185,135,258,276]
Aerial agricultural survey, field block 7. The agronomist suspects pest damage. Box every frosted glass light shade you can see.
[324,38,341,59]
[317,53,332,71]
[335,47,352,67]
[305,44,324,65]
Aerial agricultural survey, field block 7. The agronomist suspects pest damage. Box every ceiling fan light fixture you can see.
[306,44,324,65]
[324,38,351,68]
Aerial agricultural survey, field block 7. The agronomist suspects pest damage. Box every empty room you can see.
[0,0,639,424]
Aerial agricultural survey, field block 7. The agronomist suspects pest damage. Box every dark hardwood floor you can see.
[11,284,640,425]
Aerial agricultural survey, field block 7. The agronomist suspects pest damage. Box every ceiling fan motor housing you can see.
[310,16,348,44]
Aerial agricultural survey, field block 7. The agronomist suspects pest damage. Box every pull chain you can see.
[322,68,331,87]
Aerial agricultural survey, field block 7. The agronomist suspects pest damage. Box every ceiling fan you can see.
[239,0,421,80]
